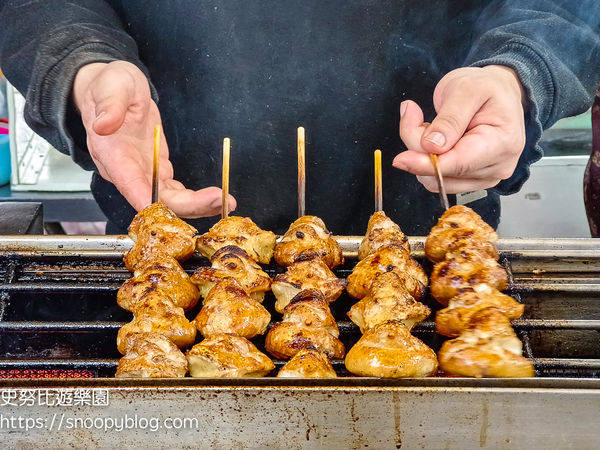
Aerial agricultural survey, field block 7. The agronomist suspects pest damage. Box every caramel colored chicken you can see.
[191,245,271,302]
[438,308,534,378]
[271,257,347,313]
[436,284,524,337]
[117,256,200,312]
[274,216,343,268]
[425,205,498,263]
[348,272,431,333]
[265,290,345,359]
[196,216,276,264]
[347,245,427,300]
[115,332,188,378]
[117,293,197,354]
[430,248,508,306]
[192,278,271,338]
[277,348,338,378]
[124,202,198,271]
[345,321,438,378]
[358,211,409,260]
[186,334,275,378]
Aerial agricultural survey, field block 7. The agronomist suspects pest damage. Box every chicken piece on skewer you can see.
[196,216,276,264]
[186,334,275,378]
[265,290,345,359]
[345,321,438,378]
[124,202,198,271]
[277,348,338,378]
[117,256,200,312]
[274,216,343,268]
[192,278,271,338]
[347,245,427,300]
[191,245,271,302]
[116,332,188,378]
[271,257,347,313]
[348,272,431,333]
[425,205,498,263]
[430,247,508,306]
[117,293,197,354]
[358,211,409,260]
[436,284,524,337]
[438,307,534,378]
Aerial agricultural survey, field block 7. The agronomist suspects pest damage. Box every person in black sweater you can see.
[0,1,599,235]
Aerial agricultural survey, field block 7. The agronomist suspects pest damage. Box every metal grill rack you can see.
[0,236,598,380]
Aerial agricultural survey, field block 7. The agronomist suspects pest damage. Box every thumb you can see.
[91,87,131,136]
[421,86,487,154]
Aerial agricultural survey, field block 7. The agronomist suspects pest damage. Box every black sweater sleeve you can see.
[464,0,600,195]
[0,0,155,171]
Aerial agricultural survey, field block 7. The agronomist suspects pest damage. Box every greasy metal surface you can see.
[0,383,599,449]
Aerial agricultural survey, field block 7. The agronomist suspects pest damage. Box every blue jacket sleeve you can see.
[0,0,155,171]
[464,0,600,195]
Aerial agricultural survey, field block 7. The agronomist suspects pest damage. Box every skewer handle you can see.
[222,137,230,219]
[429,153,450,210]
[297,127,306,218]
[151,125,160,204]
[374,149,383,212]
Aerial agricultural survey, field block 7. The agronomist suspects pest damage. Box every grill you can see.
[0,235,599,448]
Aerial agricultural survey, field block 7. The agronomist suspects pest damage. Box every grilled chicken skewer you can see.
[425,205,533,378]
[116,332,188,378]
[265,290,345,360]
[191,245,271,302]
[277,348,337,378]
[187,334,275,378]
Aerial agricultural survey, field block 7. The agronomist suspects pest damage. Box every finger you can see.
[100,150,153,211]
[417,175,501,194]
[394,127,514,179]
[159,183,238,218]
[398,100,427,152]
[91,83,133,136]
[421,84,489,154]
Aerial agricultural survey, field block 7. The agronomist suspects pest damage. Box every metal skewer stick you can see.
[297,127,306,218]
[151,125,161,204]
[374,149,383,212]
[429,153,450,210]
[222,137,231,219]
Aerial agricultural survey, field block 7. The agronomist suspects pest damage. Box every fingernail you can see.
[400,102,407,118]
[424,131,446,147]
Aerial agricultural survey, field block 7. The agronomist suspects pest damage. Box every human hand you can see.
[73,61,236,218]
[393,65,526,193]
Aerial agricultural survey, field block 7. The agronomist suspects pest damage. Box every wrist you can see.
[73,63,108,111]
[482,65,526,107]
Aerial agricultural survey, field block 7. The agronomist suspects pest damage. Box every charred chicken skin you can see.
[117,292,197,354]
[277,348,338,378]
[116,332,188,378]
[265,290,345,359]
[271,257,347,313]
[192,245,271,302]
[124,202,198,271]
[196,216,276,264]
[117,256,200,312]
[345,321,438,378]
[430,247,508,306]
[348,271,431,333]
[358,211,409,260]
[192,278,271,339]
[186,334,275,378]
[425,205,498,263]
[347,245,427,300]
[435,284,524,337]
[438,307,534,378]
[274,216,343,268]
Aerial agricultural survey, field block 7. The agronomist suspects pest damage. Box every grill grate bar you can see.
[0,318,598,333]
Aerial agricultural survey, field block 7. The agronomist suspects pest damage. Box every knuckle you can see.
[435,114,464,135]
